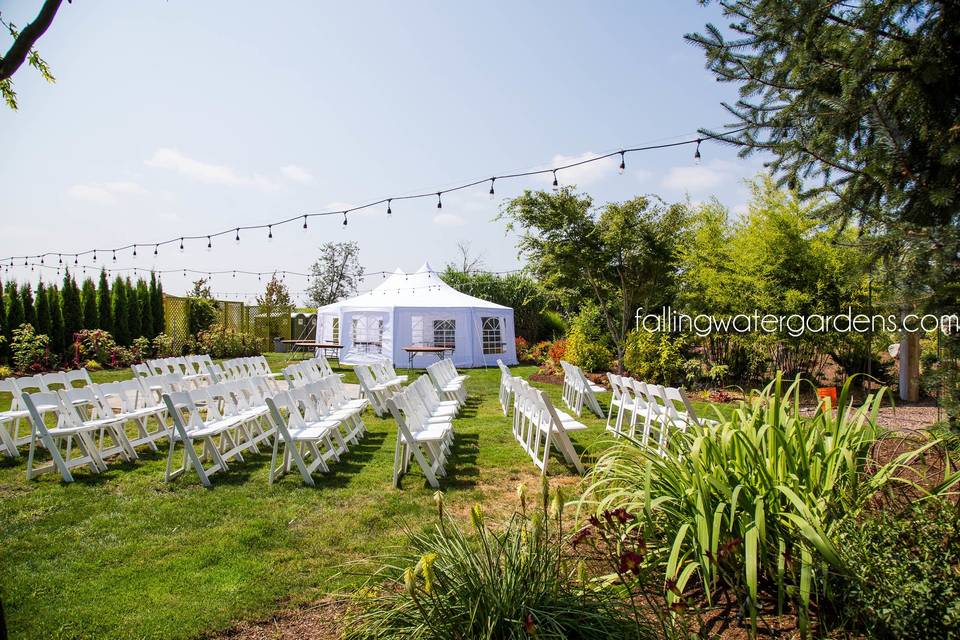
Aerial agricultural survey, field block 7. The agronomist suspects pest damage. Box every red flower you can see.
[524,613,537,637]
[618,550,643,576]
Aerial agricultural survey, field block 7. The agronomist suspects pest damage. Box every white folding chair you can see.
[386,392,450,489]
[355,364,393,417]
[264,392,339,486]
[22,391,108,481]
[95,379,170,452]
[497,359,513,416]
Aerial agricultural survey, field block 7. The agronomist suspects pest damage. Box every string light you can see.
[92,251,97,262]
[207,236,212,250]
[112,250,117,262]
[342,212,348,227]
[3,129,742,264]
[302,215,308,231]
[489,178,496,199]
[132,245,137,258]
[153,245,158,256]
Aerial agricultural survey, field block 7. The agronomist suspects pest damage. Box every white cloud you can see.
[145,148,280,191]
[660,160,739,194]
[281,164,314,184]
[543,152,619,188]
[433,213,466,227]
[67,180,148,204]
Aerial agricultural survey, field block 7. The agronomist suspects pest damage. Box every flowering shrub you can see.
[547,338,567,363]
[152,333,177,358]
[84,359,103,372]
[130,337,151,363]
[74,329,135,369]
[0,365,12,378]
[11,324,53,374]
[528,340,552,365]
[190,324,261,358]
[514,336,531,362]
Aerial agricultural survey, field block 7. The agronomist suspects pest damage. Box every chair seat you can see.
[0,409,31,420]
[178,417,244,439]
[403,427,449,444]
[117,407,164,420]
[588,384,605,393]
[342,399,368,411]
[294,422,340,439]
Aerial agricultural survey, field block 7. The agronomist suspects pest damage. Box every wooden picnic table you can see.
[281,340,343,359]
[402,345,453,371]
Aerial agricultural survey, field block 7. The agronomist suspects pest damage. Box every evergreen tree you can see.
[48,285,65,356]
[80,277,98,329]
[137,278,153,339]
[5,282,24,332]
[20,283,36,330]
[126,278,142,340]
[111,276,130,345]
[35,281,51,338]
[150,272,164,337]
[61,270,83,350]
[0,282,7,360]
[97,269,111,334]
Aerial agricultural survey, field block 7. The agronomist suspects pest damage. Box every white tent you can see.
[315,262,518,368]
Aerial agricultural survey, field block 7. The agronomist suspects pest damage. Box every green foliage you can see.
[47,284,64,355]
[582,374,959,635]
[80,277,98,330]
[97,269,112,334]
[502,188,690,363]
[20,283,36,329]
[0,364,11,378]
[541,309,566,340]
[126,278,142,341]
[136,279,153,339]
[5,282,24,343]
[111,276,130,346]
[564,304,613,372]
[150,272,164,337]
[346,485,647,640]
[11,323,51,374]
[61,270,83,350]
[830,501,960,639]
[35,281,51,338]
[306,241,364,307]
[622,330,686,385]
[255,274,293,340]
[151,333,176,358]
[190,324,261,358]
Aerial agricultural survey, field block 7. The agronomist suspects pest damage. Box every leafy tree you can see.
[306,241,364,307]
[150,272,164,337]
[185,278,218,335]
[257,274,293,342]
[35,280,51,338]
[111,276,130,346]
[80,277,98,329]
[97,269,111,334]
[0,0,65,110]
[47,284,63,355]
[60,270,82,350]
[501,188,689,368]
[136,278,153,339]
[0,282,7,359]
[20,283,35,329]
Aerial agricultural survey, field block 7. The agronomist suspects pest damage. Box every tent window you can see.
[433,319,455,349]
[481,316,504,354]
[412,315,425,345]
[352,316,384,354]
[331,318,340,343]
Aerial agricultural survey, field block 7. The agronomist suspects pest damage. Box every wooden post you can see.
[899,329,920,402]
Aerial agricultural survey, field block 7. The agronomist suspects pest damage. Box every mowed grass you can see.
[0,355,725,639]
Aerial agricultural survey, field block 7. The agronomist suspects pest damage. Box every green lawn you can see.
[0,356,724,639]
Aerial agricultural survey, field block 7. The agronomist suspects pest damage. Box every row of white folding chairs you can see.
[17,378,172,481]
[384,374,458,488]
[352,361,405,417]
[559,360,605,418]
[222,356,283,382]
[425,359,467,406]
[282,357,337,389]
[605,373,715,455]
[0,368,95,457]
[143,356,213,386]
[511,377,585,477]
[263,378,369,486]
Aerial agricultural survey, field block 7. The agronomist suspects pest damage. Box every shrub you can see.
[0,365,12,378]
[541,309,567,339]
[345,483,647,640]
[11,324,52,374]
[74,328,134,369]
[514,336,531,362]
[152,333,176,358]
[581,374,958,635]
[830,501,960,639]
[84,359,103,371]
[623,330,685,384]
[547,338,567,363]
[566,332,612,372]
[130,336,151,363]
[190,324,261,358]
[186,297,218,335]
[529,340,553,365]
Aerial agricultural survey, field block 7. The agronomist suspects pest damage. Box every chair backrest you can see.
[22,391,71,435]
[65,368,93,387]
[40,372,69,391]
[60,385,112,421]
[131,363,151,378]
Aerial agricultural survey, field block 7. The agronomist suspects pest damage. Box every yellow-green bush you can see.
[622,329,686,384]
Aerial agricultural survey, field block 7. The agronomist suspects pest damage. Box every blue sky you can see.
[0,1,767,303]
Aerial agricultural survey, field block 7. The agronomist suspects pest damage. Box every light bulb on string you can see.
[235,228,240,244]
[619,151,626,174]
[489,178,496,199]
[74,255,78,265]
[58,254,62,264]
[387,199,392,216]
[40,256,44,264]
[112,250,117,262]
[302,215,308,231]
[694,139,702,164]
[268,225,273,240]
[207,236,212,251]
[342,212,348,227]
[92,251,97,262]
[179,238,184,251]
[436,192,442,209]
[552,170,559,190]
[153,245,158,256]
[132,245,137,258]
